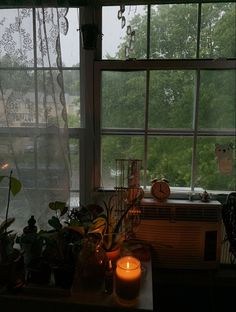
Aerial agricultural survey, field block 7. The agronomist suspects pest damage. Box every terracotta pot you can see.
[106,247,120,263]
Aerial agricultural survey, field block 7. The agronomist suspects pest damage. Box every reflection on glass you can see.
[102,71,145,128]
[101,135,144,188]
[149,70,194,128]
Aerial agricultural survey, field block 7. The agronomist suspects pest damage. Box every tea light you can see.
[115,256,141,305]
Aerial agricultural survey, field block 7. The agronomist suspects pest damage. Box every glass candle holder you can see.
[115,256,141,306]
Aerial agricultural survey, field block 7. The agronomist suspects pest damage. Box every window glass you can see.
[0,9,34,67]
[70,138,80,191]
[60,8,80,67]
[102,5,147,60]
[100,2,235,193]
[196,137,235,191]
[101,135,144,188]
[0,69,36,127]
[200,3,236,58]
[36,8,79,67]
[147,137,193,187]
[63,69,80,128]
[199,70,236,129]
[0,7,80,217]
[102,71,146,128]
[149,70,195,128]
[150,4,198,59]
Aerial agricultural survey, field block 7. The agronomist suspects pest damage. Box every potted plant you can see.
[0,167,24,291]
[88,188,144,261]
[15,215,50,286]
[38,201,84,289]
[66,204,108,288]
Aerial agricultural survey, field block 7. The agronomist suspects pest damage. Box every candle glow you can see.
[115,256,141,303]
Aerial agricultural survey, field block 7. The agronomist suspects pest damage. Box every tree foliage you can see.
[101,3,235,190]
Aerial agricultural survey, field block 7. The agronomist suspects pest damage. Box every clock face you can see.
[151,180,170,201]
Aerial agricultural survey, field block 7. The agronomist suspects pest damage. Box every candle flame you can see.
[127,262,130,269]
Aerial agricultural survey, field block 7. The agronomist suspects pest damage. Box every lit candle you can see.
[115,256,141,303]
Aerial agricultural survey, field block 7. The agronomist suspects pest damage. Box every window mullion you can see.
[191,69,200,192]
[147,4,151,59]
[191,2,201,192]
[33,7,38,189]
[196,3,202,58]
[143,69,150,189]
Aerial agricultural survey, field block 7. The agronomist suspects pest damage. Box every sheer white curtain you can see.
[0,6,71,231]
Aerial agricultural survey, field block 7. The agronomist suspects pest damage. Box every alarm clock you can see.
[151,178,170,201]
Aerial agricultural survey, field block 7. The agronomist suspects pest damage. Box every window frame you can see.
[92,2,236,196]
[0,6,81,201]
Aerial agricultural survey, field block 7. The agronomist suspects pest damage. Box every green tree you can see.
[102,3,235,190]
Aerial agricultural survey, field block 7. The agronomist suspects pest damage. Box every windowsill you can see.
[95,187,230,202]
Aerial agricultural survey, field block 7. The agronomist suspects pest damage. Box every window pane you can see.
[0,138,19,172]
[150,4,198,59]
[101,135,144,188]
[196,137,235,191]
[37,70,65,125]
[69,138,80,191]
[102,71,146,129]
[149,70,195,128]
[0,70,36,127]
[36,8,71,68]
[102,6,147,60]
[199,70,236,129]
[37,135,68,189]
[147,137,193,187]
[0,9,34,67]
[200,3,236,58]
[60,8,80,67]
[63,69,80,128]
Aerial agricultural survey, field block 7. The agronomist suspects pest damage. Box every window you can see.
[96,2,236,193]
[0,6,81,229]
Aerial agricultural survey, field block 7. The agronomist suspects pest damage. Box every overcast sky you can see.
[61,5,145,65]
[0,6,145,67]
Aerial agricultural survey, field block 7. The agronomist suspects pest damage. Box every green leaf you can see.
[48,216,62,230]
[0,176,6,183]
[10,177,22,196]
[48,201,68,216]
[0,217,15,234]
[0,175,22,196]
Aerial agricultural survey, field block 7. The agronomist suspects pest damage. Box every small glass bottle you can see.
[104,259,113,294]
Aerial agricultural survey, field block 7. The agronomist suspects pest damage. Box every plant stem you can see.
[5,169,13,232]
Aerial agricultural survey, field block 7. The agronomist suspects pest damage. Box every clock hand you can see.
[160,184,164,193]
